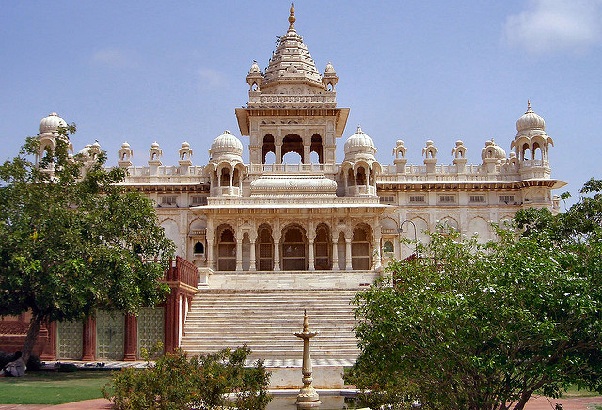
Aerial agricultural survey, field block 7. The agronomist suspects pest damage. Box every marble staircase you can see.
[180,289,360,362]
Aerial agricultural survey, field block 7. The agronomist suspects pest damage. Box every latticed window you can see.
[352,227,371,270]
[217,228,236,271]
[314,224,331,270]
[282,227,306,271]
[258,227,274,271]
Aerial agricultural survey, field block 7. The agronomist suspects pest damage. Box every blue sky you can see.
[1,1,601,203]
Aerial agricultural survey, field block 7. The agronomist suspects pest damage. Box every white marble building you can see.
[38,5,564,281]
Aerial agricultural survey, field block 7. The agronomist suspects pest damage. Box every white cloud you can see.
[91,48,136,68]
[198,68,228,89]
[503,0,602,54]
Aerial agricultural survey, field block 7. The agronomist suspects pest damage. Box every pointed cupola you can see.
[260,4,324,94]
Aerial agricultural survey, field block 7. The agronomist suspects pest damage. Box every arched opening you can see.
[281,134,304,163]
[232,167,241,186]
[194,242,204,255]
[281,225,307,271]
[356,167,367,185]
[219,168,230,187]
[314,223,331,270]
[532,142,542,161]
[521,143,531,161]
[347,168,355,186]
[264,151,276,165]
[217,226,236,271]
[282,151,302,164]
[257,225,274,271]
[352,225,372,270]
[310,134,324,163]
[383,240,394,253]
[262,134,276,164]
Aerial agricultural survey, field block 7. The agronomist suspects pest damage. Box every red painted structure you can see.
[0,257,199,361]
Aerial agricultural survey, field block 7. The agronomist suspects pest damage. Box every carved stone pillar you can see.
[206,239,214,270]
[345,233,353,271]
[123,314,138,361]
[308,238,315,271]
[236,232,244,271]
[82,316,96,361]
[331,236,339,271]
[276,143,282,165]
[274,240,281,271]
[249,232,257,272]
[373,225,382,272]
[303,144,310,164]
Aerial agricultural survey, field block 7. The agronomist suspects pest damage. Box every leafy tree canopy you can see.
[347,180,602,410]
[0,126,175,360]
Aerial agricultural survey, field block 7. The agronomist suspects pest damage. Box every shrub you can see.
[104,345,271,410]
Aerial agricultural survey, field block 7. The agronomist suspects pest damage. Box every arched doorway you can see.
[352,224,372,270]
[257,224,274,271]
[314,223,331,270]
[281,225,307,271]
[216,225,236,271]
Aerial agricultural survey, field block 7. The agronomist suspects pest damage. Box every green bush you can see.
[104,345,271,410]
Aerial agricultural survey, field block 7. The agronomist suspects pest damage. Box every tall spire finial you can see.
[527,99,532,113]
[288,3,296,30]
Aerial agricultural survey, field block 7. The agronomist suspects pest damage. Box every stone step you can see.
[181,288,360,362]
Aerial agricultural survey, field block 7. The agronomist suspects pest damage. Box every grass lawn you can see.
[0,370,113,404]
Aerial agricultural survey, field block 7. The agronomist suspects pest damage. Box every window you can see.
[499,195,515,204]
[409,195,426,203]
[160,196,178,207]
[379,196,395,204]
[190,196,207,206]
[383,241,394,253]
[438,195,456,204]
[193,242,204,255]
[469,195,486,203]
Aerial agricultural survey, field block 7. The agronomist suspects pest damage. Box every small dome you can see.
[516,101,545,133]
[121,141,131,149]
[210,130,243,157]
[324,62,336,74]
[150,141,160,149]
[482,139,506,161]
[39,112,67,134]
[249,60,261,74]
[181,141,190,149]
[344,126,376,155]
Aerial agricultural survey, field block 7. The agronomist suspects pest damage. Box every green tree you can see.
[347,182,602,410]
[105,346,272,410]
[0,126,175,362]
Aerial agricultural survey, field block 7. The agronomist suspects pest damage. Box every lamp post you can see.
[399,219,418,258]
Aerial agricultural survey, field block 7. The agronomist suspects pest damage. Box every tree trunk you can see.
[21,314,42,364]
[512,390,533,410]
